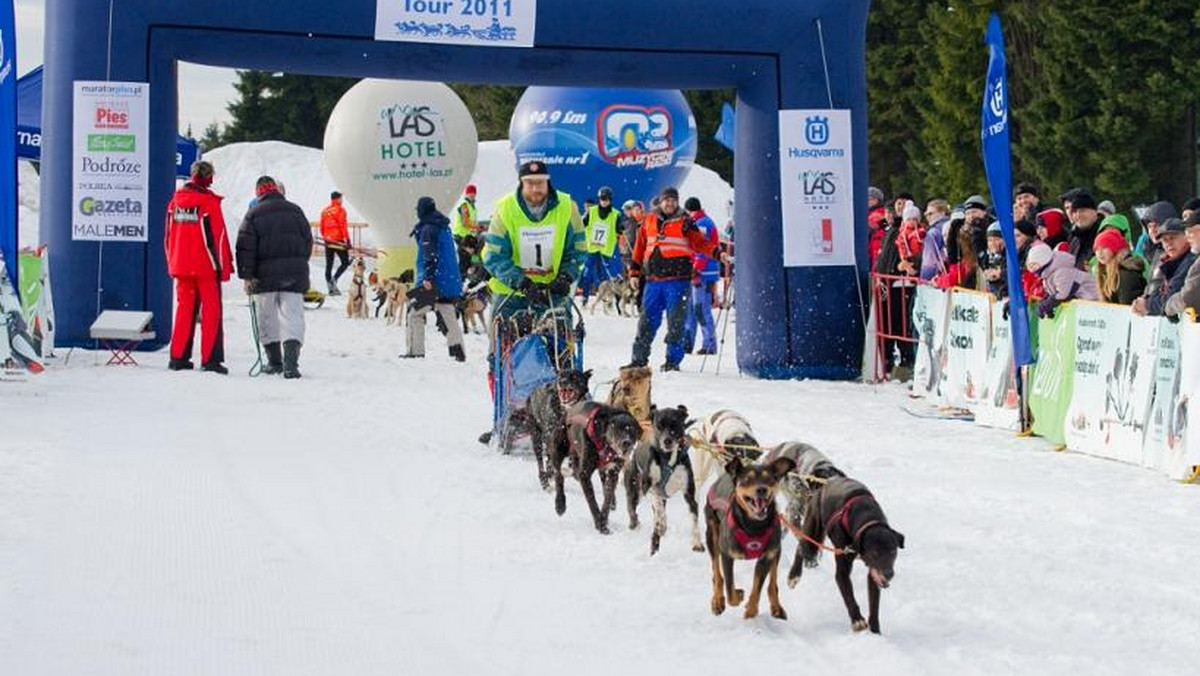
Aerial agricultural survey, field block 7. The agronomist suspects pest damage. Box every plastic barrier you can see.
[911,288,1199,480]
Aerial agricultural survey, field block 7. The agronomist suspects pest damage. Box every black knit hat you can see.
[518,160,550,180]
[331,190,342,200]
[1015,182,1040,199]
[1071,191,1098,210]
[684,197,701,211]
[1014,218,1038,238]
[661,186,680,200]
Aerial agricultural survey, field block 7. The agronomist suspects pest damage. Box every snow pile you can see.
[2,296,1198,675]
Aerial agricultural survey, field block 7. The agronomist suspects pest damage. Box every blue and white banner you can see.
[375,0,536,48]
[779,109,855,267]
[981,13,1033,367]
[0,0,17,295]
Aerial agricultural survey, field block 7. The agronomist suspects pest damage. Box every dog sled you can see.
[490,301,585,454]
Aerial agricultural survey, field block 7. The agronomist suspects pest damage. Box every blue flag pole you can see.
[981,13,1033,368]
[0,0,17,297]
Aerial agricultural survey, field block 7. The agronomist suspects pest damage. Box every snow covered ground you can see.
[2,271,1199,675]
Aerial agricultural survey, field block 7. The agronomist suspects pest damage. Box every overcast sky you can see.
[16,0,239,136]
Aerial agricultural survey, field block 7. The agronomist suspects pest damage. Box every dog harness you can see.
[569,406,618,470]
[707,483,776,560]
[826,493,884,551]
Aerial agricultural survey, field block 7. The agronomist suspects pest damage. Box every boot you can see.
[283,340,302,379]
[168,358,194,371]
[327,280,341,296]
[201,362,229,375]
[262,342,283,375]
[449,344,466,363]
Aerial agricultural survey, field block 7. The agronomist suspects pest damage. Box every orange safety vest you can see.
[642,213,692,259]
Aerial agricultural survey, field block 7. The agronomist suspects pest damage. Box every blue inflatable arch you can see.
[43,0,871,379]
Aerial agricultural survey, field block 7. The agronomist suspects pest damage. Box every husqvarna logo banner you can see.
[597,105,675,169]
[779,109,854,267]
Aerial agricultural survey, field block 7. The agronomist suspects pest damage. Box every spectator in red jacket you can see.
[867,186,888,269]
[164,160,233,373]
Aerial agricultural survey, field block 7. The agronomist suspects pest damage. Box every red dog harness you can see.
[707,484,776,560]
[569,406,618,470]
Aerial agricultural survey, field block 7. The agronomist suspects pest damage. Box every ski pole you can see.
[702,279,733,373]
[714,277,734,376]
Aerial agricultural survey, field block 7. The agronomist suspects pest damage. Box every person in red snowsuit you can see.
[164,161,233,373]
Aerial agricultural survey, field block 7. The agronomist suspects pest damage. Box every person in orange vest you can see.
[164,160,234,373]
[627,186,723,372]
[320,191,351,295]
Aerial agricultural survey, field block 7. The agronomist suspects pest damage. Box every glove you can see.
[548,273,573,297]
[243,279,258,295]
[525,283,552,307]
[1037,296,1062,319]
[1002,300,1010,321]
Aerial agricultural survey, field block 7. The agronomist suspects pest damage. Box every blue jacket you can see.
[411,197,463,300]
[919,216,948,281]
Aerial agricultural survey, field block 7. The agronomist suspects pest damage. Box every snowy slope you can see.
[2,277,1199,676]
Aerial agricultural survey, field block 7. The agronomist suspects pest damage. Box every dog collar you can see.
[569,407,617,470]
[826,493,884,552]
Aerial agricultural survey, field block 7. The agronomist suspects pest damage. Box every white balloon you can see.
[323,79,478,274]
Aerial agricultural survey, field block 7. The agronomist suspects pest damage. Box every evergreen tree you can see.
[199,122,224,152]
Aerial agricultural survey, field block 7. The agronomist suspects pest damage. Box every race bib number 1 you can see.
[517,225,558,274]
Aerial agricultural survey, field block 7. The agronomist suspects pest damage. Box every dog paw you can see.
[804,557,820,569]
[770,605,788,620]
[869,622,881,634]
[650,540,660,556]
[692,543,705,553]
[851,619,869,632]
[596,522,611,535]
[742,605,759,620]
[711,596,725,615]
[787,574,799,589]
[729,588,744,606]
[554,496,566,516]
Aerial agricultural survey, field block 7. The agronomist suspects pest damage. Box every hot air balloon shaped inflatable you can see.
[324,79,478,277]
[509,87,697,207]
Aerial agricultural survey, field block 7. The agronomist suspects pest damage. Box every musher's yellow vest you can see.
[585,205,620,257]
[488,190,573,296]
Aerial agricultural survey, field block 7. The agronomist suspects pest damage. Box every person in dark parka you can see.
[404,196,466,361]
[236,175,313,378]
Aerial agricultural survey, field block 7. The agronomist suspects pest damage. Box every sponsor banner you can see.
[975,298,1021,430]
[942,289,990,409]
[778,109,855,267]
[373,101,461,182]
[911,285,949,401]
[1029,303,1076,445]
[1171,320,1200,478]
[17,246,53,358]
[72,81,149,242]
[375,0,536,48]
[1062,303,1134,461]
[0,251,41,373]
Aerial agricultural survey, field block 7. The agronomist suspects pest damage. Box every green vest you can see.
[451,198,477,239]
[585,205,620,257]
[488,190,574,296]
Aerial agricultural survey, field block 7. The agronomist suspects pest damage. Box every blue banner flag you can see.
[0,0,16,295]
[981,13,1033,366]
[713,102,735,153]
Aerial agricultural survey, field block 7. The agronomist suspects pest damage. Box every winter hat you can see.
[1094,228,1128,255]
[621,199,640,211]
[1071,191,1098,211]
[1185,210,1200,228]
[1160,217,1187,235]
[684,197,702,212]
[1183,198,1200,214]
[950,204,966,223]
[902,203,922,222]
[416,196,437,218]
[1098,200,1116,216]
[1025,241,1054,272]
[660,186,680,200]
[598,186,613,200]
[1059,187,1083,203]
[190,160,214,187]
[1015,219,1038,238]
[868,186,885,204]
[254,175,278,197]
[963,194,988,211]
[1015,182,1040,199]
[464,184,477,196]
[1143,200,1178,226]
[986,221,1002,237]
[1099,214,1132,244]
[518,160,550,180]
[330,190,342,200]
[1036,209,1067,239]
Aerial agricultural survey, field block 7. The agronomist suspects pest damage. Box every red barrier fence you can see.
[870,272,924,383]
